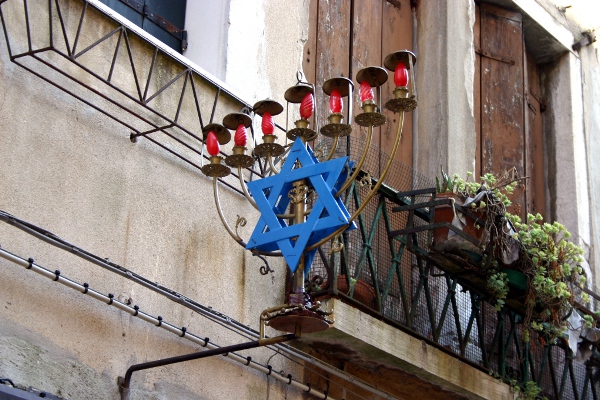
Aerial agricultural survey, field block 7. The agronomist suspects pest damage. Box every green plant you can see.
[436,169,588,342]
[516,380,547,400]
[487,271,509,311]
[507,212,586,338]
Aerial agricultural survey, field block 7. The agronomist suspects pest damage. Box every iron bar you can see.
[107,28,124,82]
[71,1,87,56]
[120,334,298,392]
[130,123,175,140]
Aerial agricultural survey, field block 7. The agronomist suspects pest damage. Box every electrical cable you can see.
[0,210,399,399]
[0,246,336,400]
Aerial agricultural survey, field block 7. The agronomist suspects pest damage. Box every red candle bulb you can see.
[359,81,374,103]
[394,61,409,87]
[300,93,314,119]
[206,131,220,156]
[234,124,247,147]
[262,112,274,135]
[329,89,343,113]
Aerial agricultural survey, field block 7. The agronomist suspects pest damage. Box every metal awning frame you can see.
[0,0,278,194]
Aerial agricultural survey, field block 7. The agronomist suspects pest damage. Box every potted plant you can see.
[432,168,589,342]
[432,166,518,257]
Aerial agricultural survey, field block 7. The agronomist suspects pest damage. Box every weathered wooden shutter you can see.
[524,53,546,217]
[98,0,187,52]
[475,2,545,218]
[303,0,414,172]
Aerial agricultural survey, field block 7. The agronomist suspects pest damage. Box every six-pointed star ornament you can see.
[246,138,354,273]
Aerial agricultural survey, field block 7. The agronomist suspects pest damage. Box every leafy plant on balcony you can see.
[435,168,588,342]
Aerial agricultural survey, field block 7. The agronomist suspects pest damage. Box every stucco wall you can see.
[580,42,600,289]
[0,0,308,398]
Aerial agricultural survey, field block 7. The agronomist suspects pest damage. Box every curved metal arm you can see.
[212,177,283,257]
[307,112,406,251]
[213,177,245,244]
[325,135,340,161]
[267,153,281,174]
[335,124,374,196]
[237,167,258,210]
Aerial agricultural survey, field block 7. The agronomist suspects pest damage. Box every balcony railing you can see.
[306,137,600,400]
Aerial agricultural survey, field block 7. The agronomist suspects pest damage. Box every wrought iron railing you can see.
[307,137,600,400]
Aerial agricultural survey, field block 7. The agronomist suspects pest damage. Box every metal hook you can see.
[296,71,306,84]
[253,252,274,275]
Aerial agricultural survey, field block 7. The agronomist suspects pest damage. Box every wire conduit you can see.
[0,246,335,400]
[0,211,398,399]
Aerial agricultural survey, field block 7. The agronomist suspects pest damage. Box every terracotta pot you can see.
[335,275,377,309]
[432,192,485,253]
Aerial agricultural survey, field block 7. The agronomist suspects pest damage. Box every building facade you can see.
[0,0,598,399]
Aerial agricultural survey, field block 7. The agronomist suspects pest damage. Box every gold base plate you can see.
[267,309,330,334]
[254,142,286,157]
[201,163,231,178]
[320,123,352,138]
[287,127,318,142]
[225,154,255,168]
[355,112,386,127]
[385,98,418,113]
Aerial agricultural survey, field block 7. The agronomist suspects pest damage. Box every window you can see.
[97,0,187,52]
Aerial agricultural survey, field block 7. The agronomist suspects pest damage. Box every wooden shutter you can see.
[303,0,414,172]
[475,2,547,218]
[475,3,536,219]
[524,53,546,217]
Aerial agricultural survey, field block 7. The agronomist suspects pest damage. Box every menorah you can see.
[200,50,417,338]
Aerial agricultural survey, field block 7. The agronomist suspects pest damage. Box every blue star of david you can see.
[246,138,353,273]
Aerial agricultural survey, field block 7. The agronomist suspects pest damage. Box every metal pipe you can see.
[121,334,297,396]
[0,211,398,399]
[0,247,335,400]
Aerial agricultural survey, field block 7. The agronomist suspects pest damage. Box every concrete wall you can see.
[0,0,307,398]
[415,0,477,179]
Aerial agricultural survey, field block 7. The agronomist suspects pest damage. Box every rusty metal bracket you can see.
[119,333,298,399]
[475,47,515,65]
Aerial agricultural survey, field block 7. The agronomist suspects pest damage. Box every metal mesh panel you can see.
[304,136,600,399]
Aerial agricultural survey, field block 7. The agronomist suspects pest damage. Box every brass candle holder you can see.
[320,77,353,138]
[201,124,231,178]
[354,66,388,127]
[224,112,255,169]
[285,80,318,142]
[253,99,286,158]
[384,50,418,113]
